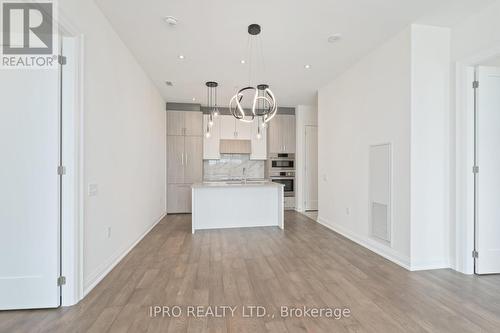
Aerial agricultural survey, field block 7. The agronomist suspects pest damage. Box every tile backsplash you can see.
[204,154,265,180]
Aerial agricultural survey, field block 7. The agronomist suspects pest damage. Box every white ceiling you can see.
[95,0,494,107]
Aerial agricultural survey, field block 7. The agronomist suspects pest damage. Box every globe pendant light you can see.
[205,81,219,138]
[229,24,277,124]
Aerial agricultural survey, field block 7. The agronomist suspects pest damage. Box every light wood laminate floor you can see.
[1,212,500,333]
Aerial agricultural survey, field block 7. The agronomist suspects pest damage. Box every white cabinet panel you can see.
[235,119,252,139]
[250,121,267,160]
[220,116,236,139]
[203,115,220,160]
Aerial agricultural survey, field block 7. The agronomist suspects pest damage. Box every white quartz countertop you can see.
[192,180,284,188]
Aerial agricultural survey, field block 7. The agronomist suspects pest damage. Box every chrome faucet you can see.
[242,168,247,183]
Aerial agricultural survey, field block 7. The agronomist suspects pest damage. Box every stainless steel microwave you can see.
[269,153,295,170]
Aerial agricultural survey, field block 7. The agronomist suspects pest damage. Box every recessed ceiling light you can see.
[178,54,185,60]
[163,16,178,26]
[165,81,173,86]
[328,33,342,43]
[304,64,311,69]
[240,60,246,64]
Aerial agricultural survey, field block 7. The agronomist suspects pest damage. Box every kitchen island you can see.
[191,181,284,233]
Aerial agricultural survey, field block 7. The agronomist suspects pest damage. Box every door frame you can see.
[455,44,500,275]
[58,12,85,306]
[304,125,318,211]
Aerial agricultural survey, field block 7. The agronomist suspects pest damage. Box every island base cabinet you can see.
[167,184,192,213]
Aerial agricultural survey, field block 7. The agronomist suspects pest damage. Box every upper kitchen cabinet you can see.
[219,115,252,140]
[166,110,203,136]
[184,112,203,136]
[250,120,267,160]
[220,116,237,140]
[203,114,220,160]
[268,114,296,154]
[235,119,252,139]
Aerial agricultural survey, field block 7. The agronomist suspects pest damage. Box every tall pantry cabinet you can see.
[167,111,203,213]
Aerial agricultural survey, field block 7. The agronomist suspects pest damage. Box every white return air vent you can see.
[369,144,392,244]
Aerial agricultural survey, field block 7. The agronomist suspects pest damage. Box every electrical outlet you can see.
[88,183,98,197]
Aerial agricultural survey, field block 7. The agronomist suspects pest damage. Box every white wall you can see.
[410,25,451,269]
[318,28,412,268]
[295,105,318,212]
[59,0,166,295]
[318,25,452,270]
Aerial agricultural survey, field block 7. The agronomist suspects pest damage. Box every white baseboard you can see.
[409,259,450,271]
[317,216,411,270]
[82,212,166,297]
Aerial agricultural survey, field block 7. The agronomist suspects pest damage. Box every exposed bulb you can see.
[205,131,211,138]
[261,122,268,128]
[208,120,214,127]
[213,109,219,117]
[256,132,262,140]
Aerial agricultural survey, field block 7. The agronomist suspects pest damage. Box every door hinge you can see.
[58,55,67,65]
[473,80,479,89]
[57,166,66,175]
[473,165,479,174]
[472,250,479,259]
[57,276,66,286]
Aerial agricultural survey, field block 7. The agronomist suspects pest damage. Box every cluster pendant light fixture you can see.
[229,24,278,126]
[205,81,219,138]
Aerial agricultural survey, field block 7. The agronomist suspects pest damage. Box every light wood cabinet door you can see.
[167,111,185,136]
[184,136,203,183]
[167,184,192,213]
[167,135,185,183]
[203,115,220,160]
[268,116,283,154]
[282,115,296,153]
[220,116,236,139]
[184,112,203,136]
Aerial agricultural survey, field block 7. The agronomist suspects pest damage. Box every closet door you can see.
[167,111,185,136]
[184,136,203,183]
[167,136,185,183]
[184,112,203,136]
[475,66,500,274]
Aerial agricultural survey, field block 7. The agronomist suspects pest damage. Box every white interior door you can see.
[475,66,500,274]
[0,67,61,309]
[304,126,318,210]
